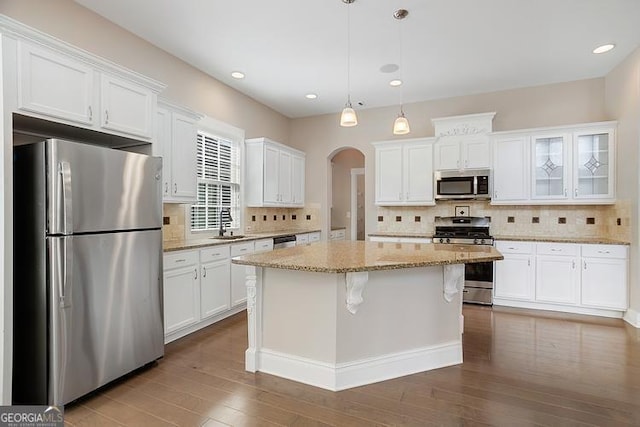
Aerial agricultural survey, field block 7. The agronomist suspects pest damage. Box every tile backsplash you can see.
[376,200,631,241]
[162,203,321,242]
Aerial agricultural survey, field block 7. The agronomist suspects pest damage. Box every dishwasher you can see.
[273,235,297,249]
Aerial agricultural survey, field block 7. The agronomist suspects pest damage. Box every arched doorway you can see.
[329,147,365,240]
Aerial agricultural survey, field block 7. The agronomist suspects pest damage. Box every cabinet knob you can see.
[194,268,198,280]
[88,106,93,121]
[174,183,177,193]
[202,266,207,278]
[564,188,567,197]
[575,189,578,197]
[105,110,109,125]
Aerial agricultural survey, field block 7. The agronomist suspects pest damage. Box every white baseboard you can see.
[624,308,640,328]
[493,298,624,319]
[257,341,462,391]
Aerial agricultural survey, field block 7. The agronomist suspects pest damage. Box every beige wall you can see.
[0,0,290,142]
[605,47,640,317]
[289,78,608,238]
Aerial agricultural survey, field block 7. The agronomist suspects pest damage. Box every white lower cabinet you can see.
[581,245,628,310]
[163,240,274,343]
[535,243,579,305]
[295,231,321,245]
[329,229,346,240]
[494,240,628,318]
[494,241,535,301]
[163,251,200,335]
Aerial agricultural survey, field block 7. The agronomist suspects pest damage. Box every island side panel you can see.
[261,268,338,363]
[335,265,462,364]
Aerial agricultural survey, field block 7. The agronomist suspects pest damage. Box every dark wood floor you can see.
[64,305,640,426]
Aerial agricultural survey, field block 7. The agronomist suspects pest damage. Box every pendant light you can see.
[340,0,358,127]
[392,8,410,135]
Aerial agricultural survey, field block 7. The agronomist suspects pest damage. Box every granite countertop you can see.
[232,241,503,273]
[163,229,321,252]
[368,232,432,238]
[494,235,630,245]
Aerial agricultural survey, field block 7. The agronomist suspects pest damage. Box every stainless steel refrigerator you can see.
[12,138,164,406]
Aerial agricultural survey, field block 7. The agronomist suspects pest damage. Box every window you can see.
[190,131,240,232]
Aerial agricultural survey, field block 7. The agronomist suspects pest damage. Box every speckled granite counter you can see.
[163,229,321,252]
[494,235,630,245]
[232,240,503,273]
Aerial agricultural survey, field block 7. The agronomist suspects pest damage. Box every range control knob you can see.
[480,239,485,245]
[473,238,479,245]
[439,238,444,244]
[446,238,451,244]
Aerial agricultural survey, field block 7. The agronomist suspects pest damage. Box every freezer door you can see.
[46,138,162,234]
[48,230,163,405]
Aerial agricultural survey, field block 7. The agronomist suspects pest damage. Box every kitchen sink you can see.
[210,235,246,240]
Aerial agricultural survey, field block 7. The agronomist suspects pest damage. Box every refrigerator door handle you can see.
[58,161,74,235]
[49,237,73,405]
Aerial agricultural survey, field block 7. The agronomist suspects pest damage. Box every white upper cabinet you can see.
[245,137,305,208]
[432,112,496,171]
[434,136,491,170]
[531,132,571,201]
[492,121,616,205]
[573,128,615,201]
[100,73,154,139]
[156,100,201,203]
[15,38,165,141]
[492,135,529,202]
[373,138,434,206]
[18,41,95,126]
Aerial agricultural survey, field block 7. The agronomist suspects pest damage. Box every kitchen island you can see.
[232,241,503,391]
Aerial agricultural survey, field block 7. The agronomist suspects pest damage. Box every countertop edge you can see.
[493,235,630,245]
[163,229,322,252]
[231,254,504,274]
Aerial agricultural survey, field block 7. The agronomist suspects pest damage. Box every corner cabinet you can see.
[156,100,202,203]
[245,137,305,207]
[372,138,435,206]
[16,38,165,141]
[491,121,616,205]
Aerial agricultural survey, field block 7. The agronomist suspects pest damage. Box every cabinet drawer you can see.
[164,250,198,270]
[536,242,579,256]
[200,245,230,262]
[581,244,628,259]
[254,239,274,252]
[308,232,321,243]
[231,242,254,257]
[495,241,534,254]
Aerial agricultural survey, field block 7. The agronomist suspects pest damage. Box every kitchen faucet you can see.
[219,207,232,236]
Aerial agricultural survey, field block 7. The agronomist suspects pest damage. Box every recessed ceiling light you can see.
[593,44,615,54]
[389,79,403,87]
[231,71,245,79]
[305,93,318,99]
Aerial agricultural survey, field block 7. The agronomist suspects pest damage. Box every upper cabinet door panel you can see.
[170,113,198,200]
[531,133,570,200]
[18,41,94,125]
[573,129,615,200]
[100,74,154,139]
[492,136,529,202]
[404,143,433,203]
[278,150,292,203]
[434,140,460,170]
[375,145,403,203]
[263,144,280,204]
[463,137,491,169]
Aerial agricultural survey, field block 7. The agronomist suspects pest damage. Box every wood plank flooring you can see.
[64,305,640,426]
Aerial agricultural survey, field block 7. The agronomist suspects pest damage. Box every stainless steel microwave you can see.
[435,169,492,200]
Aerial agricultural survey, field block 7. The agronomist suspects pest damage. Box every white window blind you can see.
[190,131,240,231]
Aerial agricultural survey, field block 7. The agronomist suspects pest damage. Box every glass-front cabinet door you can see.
[532,133,569,200]
[573,128,614,200]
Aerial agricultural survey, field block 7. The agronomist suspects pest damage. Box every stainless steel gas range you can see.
[433,216,494,305]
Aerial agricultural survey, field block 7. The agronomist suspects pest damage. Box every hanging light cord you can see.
[346,1,352,107]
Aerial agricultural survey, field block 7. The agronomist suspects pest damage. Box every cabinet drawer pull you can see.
[550,248,561,252]
[164,182,169,194]
[584,261,587,270]
[88,106,93,121]
[507,247,516,250]
[572,261,576,269]
[194,268,198,280]
[174,259,186,263]
[574,188,578,197]
[105,110,109,125]
[202,266,207,278]
[174,183,177,193]
[597,250,610,254]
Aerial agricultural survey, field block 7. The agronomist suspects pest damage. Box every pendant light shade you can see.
[340,0,358,127]
[341,100,358,127]
[393,109,410,135]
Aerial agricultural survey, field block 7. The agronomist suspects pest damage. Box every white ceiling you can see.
[75,0,640,119]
